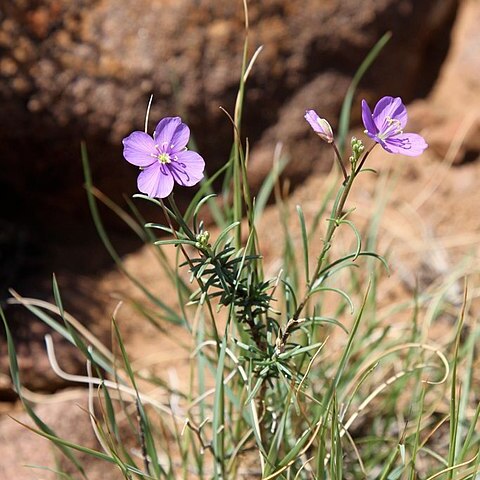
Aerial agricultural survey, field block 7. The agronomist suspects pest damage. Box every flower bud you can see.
[195,231,211,249]
[304,110,334,143]
[351,137,365,156]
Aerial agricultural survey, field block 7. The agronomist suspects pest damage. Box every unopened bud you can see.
[195,231,210,249]
[351,137,365,159]
[304,110,334,143]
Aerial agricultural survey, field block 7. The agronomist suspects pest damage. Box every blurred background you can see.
[0,0,460,293]
[1,0,479,476]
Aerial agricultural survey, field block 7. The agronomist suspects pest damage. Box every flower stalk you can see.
[284,96,428,354]
[276,141,374,353]
[331,141,349,183]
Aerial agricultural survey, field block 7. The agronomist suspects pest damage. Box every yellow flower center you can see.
[157,153,171,164]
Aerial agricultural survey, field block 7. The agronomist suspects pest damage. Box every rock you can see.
[0,390,125,479]
[0,0,459,222]
[408,0,480,165]
[422,114,480,165]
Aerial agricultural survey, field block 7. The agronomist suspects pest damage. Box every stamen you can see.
[378,116,403,140]
[169,160,191,184]
[157,152,171,164]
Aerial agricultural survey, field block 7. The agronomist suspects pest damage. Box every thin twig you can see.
[332,141,348,183]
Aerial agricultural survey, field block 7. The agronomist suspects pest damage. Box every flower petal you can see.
[305,110,319,130]
[122,131,156,167]
[172,150,205,186]
[373,96,407,132]
[170,122,190,153]
[304,109,334,142]
[153,117,184,152]
[383,133,428,157]
[361,100,378,136]
[137,163,174,198]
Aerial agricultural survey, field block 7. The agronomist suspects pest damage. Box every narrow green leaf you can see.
[212,335,227,479]
[296,205,310,283]
[82,144,182,324]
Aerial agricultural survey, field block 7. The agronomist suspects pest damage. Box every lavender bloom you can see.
[122,117,205,198]
[304,110,334,143]
[361,96,428,156]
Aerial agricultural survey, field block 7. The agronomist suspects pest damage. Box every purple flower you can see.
[304,110,334,143]
[122,117,205,198]
[361,96,428,156]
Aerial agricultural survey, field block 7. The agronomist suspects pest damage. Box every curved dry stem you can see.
[219,106,240,138]
[86,353,112,456]
[295,337,328,399]
[16,387,92,405]
[44,334,177,417]
[345,342,450,397]
[243,45,264,83]
[343,427,367,476]
[144,93,154,133]
[424,452,479,480]
[341,362,432,434]
[262,419,324,480]
[8,292,113,361]
[292,456,315,479]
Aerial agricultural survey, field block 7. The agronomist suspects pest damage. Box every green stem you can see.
[354,143,375,176]
[161,197,220,344]
[297,173,355,314]
[278,143,377,350]
[332,141,348,183]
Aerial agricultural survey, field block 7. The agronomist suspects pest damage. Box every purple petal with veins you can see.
[122,116,205,198]
[173,150,206,186]
[170,123,190,152]
[361,100,378,137]
[373,96,407,132]
[137,163,175,198]
[154,117,182,151]
[122,131,156,166]
[383,133,428,157]
[361,96,427,157]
